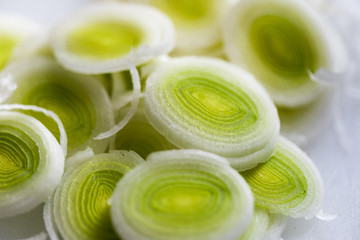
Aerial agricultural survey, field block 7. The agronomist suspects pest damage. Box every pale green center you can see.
[0,33,18,69]
[68,20,144,60]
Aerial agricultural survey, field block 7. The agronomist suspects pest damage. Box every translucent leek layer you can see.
[0,14,42,70]
[241,137,324,218]
[112,108,177,159]
[223,0,342,107]
[51,2,175,74]
[145,57,280,170]
[52,151,144,240]
[111,149,254,240]
[240,207,287,240]
[4,57,113,155]
[0,111,64,218]
[130,0,230,51]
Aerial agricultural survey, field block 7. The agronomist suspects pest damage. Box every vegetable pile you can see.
[0,0,350,239]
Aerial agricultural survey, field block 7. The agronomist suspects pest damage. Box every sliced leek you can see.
[128,0,231,53]
[3,57,113,155]
[239,207,287,240]
[0,14,43,70]
[241,136,324,219]
[0,111,64,218]
[51,151,144,240]
[111,106,177,159]
[51,2,175,74]
[145,57,280,170]
[223,0,345,107]
[278,88,334,147]
[111,149,254,240]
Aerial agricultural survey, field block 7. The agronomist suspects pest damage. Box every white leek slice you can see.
[111,106,177,158]
[145,57,280,170]
[52,151,144,240]
[0,111,64,218]
[111,149,254,240]
[223,0,345,107]
[278,88,334,147]
[0,14,43,70]
[241,136,324,219]
[0,104,67,157]
[50,2,175,74]
[239,207,287,240]
[129,0,231,52]
[3,57,114,155]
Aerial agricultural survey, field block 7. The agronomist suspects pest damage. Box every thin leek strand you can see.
[94,60,140,139]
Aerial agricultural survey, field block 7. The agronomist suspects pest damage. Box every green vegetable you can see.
[144,56,280,170]
[111,149,254,240]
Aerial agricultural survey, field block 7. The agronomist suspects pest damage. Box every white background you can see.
[0,0,359,239]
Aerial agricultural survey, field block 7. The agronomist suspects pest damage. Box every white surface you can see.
[0,0,360,239]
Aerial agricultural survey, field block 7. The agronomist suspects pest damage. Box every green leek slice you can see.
[0,111,64,218]
[129,0,231,52]
[145,56,280,170]
[51,2,175,74]
[0,14,42,70]
[241,137,324,219]
[3,57,114,155]
[111,149,254,240]
[223,0,344,107]
[51,151,144,240]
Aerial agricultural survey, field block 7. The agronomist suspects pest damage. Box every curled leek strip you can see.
[94,60,140,139]
[52,151,144,240]
[0,111,64,218]
[111,149,254,240]
[145,57,280,170]
[241,137,324,219]
[239,207,287,240]
[111,106,177,159]
[129,0,230,52]
[0,14,43,70]
[50,2,175,74]
[4,57,114,155]
[223,0,345,107]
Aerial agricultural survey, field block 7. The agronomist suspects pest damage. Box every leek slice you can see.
[241,137,324,219]
[111,149,254,240]
[3,57,113,155]
[128,0,231,52]
[0,14,42,70]
[145,56,280,170]
[223,0,344,107]
[111,106,177,159]
[0,111,64,218]
[278,88,334,147]
[52,151,144,240]
[239,207,287,240]
[51,2,175,74]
